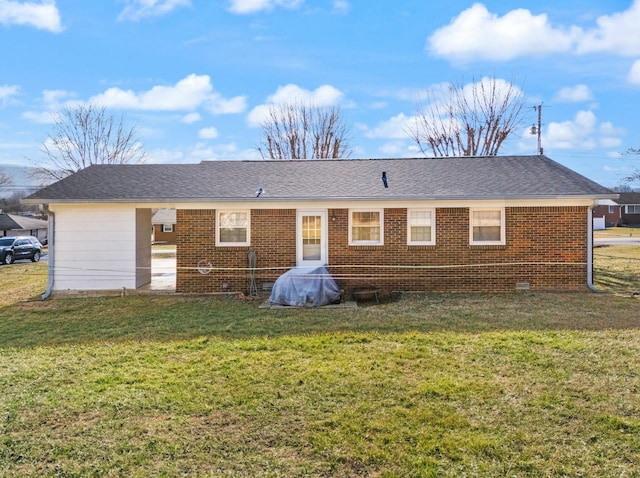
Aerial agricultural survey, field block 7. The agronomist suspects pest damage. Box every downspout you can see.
[41,206,54,300]
[586,206,600,292]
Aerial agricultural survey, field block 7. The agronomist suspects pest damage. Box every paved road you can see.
[594,236,640,246]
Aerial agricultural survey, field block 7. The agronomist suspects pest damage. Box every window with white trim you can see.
[161,224,174,233]
[216,210,250,246]
[407,208,435,245]
[626,205,640,214]
[470,208,505,245]
[349,209,383,245]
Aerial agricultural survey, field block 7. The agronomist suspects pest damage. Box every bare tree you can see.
[409,76,528,157]
[34,104,147,181]
[257,102,352,159]
[0,171,11,192]
[623,148,640,183]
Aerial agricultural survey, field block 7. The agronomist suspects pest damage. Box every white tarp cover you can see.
[268,266,341,307]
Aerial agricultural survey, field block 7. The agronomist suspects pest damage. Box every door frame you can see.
[296,209,328,267]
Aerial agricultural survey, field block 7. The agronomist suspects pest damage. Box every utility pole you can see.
[530,104,543,155]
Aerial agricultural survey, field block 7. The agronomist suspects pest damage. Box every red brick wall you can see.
[593,205,620,227]
[176,209,296,294]
[177,206,589,294]
[153,224,176,244]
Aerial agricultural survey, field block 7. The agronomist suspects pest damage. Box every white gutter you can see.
[22,193,619,206]
[587,207,601,292]
[41,208,54,300]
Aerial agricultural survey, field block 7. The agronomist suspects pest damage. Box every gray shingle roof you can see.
[24,155,614,204]
[0,214,20,230]
[0,213,48,230]
[615,192,640,205]
[152,208,176,224]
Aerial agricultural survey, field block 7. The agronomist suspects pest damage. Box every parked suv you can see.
[0,236,43,264]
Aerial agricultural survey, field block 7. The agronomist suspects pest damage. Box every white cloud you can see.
[628,60,640,85]
[227,0,302,14]
[377,141,420,157]
[21,89,77,122]
[600,136,622,148]
[207,95,248,114]
[267,83,343,106]
[332,0,349,14]
[88,74,247,113]
[146,148,185,164]
[21,110,56,123]
[577,1,640,56]
[42,89,74,106]
[377,141,405,156]
[544,110,625,150]
[427,3,577,61]
[460,77,525,106]
[181,112,201,123]
[118,0,191,21]
[546,110,597,149]
[247,83,344,127]
[189,142,260,161]
[599,121,625,148]
[368,101,388,110]
[363,78,524,144]
[363,113,415,140]
[149,142,259,164]
[198,126,219,139]
[553,84,594,103]
[428,1,640,62]
[0,0,63,32]
[0,84,19,106]
[372,87,421,102]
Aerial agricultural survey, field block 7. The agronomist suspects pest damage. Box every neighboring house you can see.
[593,199,620,229]
[23,155,615,295]
[152,208,176,244]
[617,192,640,226]
[0,213,48,243]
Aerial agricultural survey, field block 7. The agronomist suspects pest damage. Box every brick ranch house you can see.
[616,192,640,226]
[24,155,616,296]
[151,208,176,244]
[592,199,620,228]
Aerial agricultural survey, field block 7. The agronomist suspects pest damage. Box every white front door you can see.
[297,210,328,267]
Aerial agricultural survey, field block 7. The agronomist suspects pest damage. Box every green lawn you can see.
[1,249,640,476]
[593,244,640,293]
[594,226,639,237]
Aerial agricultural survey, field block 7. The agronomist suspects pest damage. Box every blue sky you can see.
[1,0,640,188]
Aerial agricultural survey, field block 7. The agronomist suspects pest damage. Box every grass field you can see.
[594,226,639,237]
[593,244,640,293]
[1,246,639,476]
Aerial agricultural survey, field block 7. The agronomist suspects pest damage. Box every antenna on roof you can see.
[530,104,544,155]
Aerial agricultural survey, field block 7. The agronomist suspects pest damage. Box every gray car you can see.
[0,236,43,264]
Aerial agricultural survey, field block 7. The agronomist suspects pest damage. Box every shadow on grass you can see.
[1,291,639,349]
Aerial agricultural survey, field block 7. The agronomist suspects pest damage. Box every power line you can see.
[530,104,544,155]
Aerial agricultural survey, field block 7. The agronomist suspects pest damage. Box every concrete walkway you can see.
[150,255,176,291]
[139,248,176,292]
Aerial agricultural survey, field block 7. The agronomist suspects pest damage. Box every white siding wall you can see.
[51,204,147,291]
